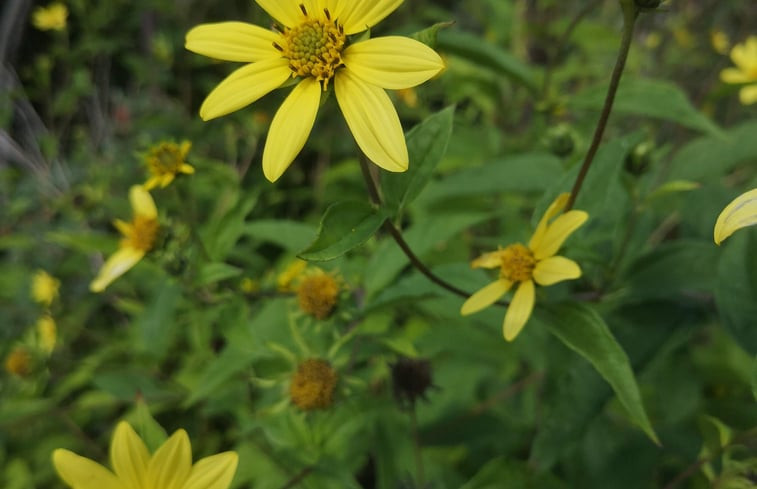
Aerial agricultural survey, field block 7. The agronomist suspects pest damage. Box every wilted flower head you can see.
[290,358,338,411]
[5,346,32,377]
[391,357,434,407]
[32,2,68,31]
[31,270,60,306]
[297,270,340,319]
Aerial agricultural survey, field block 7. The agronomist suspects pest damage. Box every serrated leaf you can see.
[381,106,455,215]
[542,303,659,444]
[298,201,386,261]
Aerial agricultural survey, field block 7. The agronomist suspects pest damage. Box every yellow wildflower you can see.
[297,270,339,319]
[710,30,730,55]
[90,186,159,292]
[144,141,195,190]
[53,421,238,489]
[31,270,60,306]
[396,87,419,108]
[290,358,338,410]
[37,315,57,354]
[714,188,757,244]
[720,36,757,105]
[32,2,68,31]
[5,346,31,377]
[185,0,445,182]
[277,259,308,291]
[461,193,588,341]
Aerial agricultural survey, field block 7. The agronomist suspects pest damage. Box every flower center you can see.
[280,6,345,86]
[499,243,536,282]
[290,358,338,411]
[122,216,159,252]
[147,143,184,175]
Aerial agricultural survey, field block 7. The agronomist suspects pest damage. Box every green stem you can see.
[566,4,639,210]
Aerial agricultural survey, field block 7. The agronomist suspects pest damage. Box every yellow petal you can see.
[739,84,757,105]
[159,174,175,188]
[180,164,195,174]
[503,280,535,341]
[531,210,588,260]
[183,452,239,489]
[52,449,125,489]
[528,193,571,252]
[720,67,752,84]
[470,250,504,269]
[340,0,403,35]
[262,78,321,182]
[532,256,581,286]
[199,58,291,121]
[335,69,408,172]
[180,141,192,157]
[111,422,150,488]
[90,247,145,292]
[730,37,757,73]
[254,0,304,28]
[342,36,444,90]
[185,22,282,62]
[147,429,192,489]
[714,188,757,244]
[460,279,512,316]
[129,185,157,219]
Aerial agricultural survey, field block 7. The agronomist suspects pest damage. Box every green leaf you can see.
[437,30,538,92]
[196,262,242,286]
[298,201,387,261]
[201,192,258,261]
[382,106,455,215]
[542,303,659,444]
[715,232,757,351]
[644,180,701,204]
[244,219,316,252]
[183,347,252,407]
[668,121,757,180]
[752,355,757,402]
[568,78,722,136]
[132,398,168,452]
[411,21,455,48]
[135,280,181,357]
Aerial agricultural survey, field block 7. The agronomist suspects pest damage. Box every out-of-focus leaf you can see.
[92,370,174,402]
[715,233,757,351]
[135,280,181,357]
[668,121,757,180]
[568,78,722,136]
[411,21,455,48]
[45,231,115,254]
[382,106,455,215]
[196,262,242,286]
[132,398,168,452]
[752,355,757,402]
[201,192,258,261]
[542,303,659,444]
[244,219,316,252]
[298,201,386,261]
[460,457,567,489]
[644,180,701,204]
[183,347,252,407]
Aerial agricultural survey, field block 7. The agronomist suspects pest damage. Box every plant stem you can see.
[410,406,425,488]
[566,4,639,210]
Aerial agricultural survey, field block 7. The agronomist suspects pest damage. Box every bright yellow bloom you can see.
[31,269,60,306]
[32,2,68,31]
[90,186,159,292]
[37,315,57,354]
[53,421,238,489]
[461,193,588,341]
[185,0,445,182]
[144,141,195,190]
[720,36,757,105]
[714,188,757,245]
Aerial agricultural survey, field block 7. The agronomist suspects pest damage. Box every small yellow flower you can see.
[5,346,32,376]
[37,315,57,354]
[290,358,338,410]
[240,277,260,294]
[31,270,60,306]
[277,259,308,292]
[710,30,730,55]
[143,141,195,190]
[714,188,757,245]
[461,193,588,341]
[32,2,68,31]
[720,36,757,105]
[90,186,159,292]
[53,421,238,489]
[396,87,419,108]
[185,0,445,182]
[297,270,339,319]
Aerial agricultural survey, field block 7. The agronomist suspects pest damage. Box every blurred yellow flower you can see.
[714,188,757,245]
[710,30,730,55]
[31,270,60,306]
[277,259,307,292]
[720,36,757,105]
[297,270,339,319]
[90,186,159,292]
[5,346,31,377]
[290,358,338,410]
[185,0,444,182]
[144,141,194,190]
[53,421,238,489]
[32,2,68,31]
[37,315,57,354]
[461,193,588,341]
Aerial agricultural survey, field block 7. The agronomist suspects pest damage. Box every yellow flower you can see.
[297,270,340,319]
[37,315,57,354]
[90,186,159,292]
[144,141,195,190]
[277,259,308,291]
[720,36,757,105]
[714,188,757,245]
[32,2,68,31]
[31,270,60,306]
[461,193,588,341]
[52,421,238,489]
[5,346,31,377]
[185,0,445,182]
[710,30,730,55]
[290,358,338,410]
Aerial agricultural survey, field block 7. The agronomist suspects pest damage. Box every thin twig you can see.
[278,466,314,489]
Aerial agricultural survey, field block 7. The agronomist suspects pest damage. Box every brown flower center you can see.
[121,215,159,252]
[499,243,536,282]
[290,359,338,411]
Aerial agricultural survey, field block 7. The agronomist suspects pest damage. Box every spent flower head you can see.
[5,346,32,377]
[52,421,238,489]
[461,193,588,341]
[143,141,194,190]
[297,270,340,319]
[185,0,445,181]
[31,269,60,306]
[90,186,159,292]
[720,36,757,105]
[32,2,68,31]
[290,358,338,411]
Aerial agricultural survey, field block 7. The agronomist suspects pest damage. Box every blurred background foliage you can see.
[1,0,756,488]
